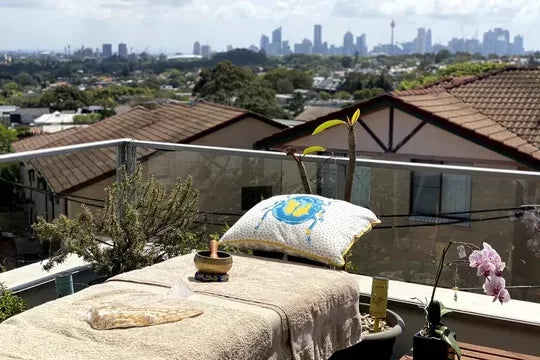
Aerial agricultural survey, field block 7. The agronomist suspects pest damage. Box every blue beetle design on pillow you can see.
[255,195,329,242]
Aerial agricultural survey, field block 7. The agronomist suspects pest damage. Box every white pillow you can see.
[219,194,380,266]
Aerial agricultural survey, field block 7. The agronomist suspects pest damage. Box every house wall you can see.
[282,109,515,166]
[191,117,284,149]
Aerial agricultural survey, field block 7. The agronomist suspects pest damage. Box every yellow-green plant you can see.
[311,108,360,202]
[285,108,361,202]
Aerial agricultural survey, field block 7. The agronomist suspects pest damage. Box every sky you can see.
[1,0,540,53]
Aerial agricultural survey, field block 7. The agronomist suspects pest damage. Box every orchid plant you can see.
[418,241,510,359]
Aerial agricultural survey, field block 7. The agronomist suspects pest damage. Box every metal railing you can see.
[2,138,539,180]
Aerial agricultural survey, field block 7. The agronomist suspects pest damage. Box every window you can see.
[410,162,471,222]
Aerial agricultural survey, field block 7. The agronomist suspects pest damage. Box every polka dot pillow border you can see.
[219,194,380,267]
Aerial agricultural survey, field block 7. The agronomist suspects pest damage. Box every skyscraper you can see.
[282,41,291,55]
[483,28,510,56]
[294,39,313,55]
[513,35,524,55]
[426,29,432,53]
[201,45,211,57]
[118,43,128,57]
[313,25,322,54]
[356,34,367,56]
[193,41,201,55]
[415,28,426,54]
[270,27,282,55]
[343,31,354,56]
[102,43,112,58]
[260,35,269,53]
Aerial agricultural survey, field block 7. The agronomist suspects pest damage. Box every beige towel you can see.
[110,254,362,360]
[0,281,273,360]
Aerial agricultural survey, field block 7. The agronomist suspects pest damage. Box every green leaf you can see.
[312,119,346,135]
[435,326,462,359]
[351,108,361,125]
[439,301,453,318]
[303,146,326,155]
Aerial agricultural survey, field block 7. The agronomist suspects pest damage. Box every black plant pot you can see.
[413,331,456,360]
[330,303,405,360]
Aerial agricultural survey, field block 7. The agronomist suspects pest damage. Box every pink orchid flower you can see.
[481,242,502,265]
[476,260,496,277]
[496,288,511,304]
[483,276,507,301]
[469,250,486,268]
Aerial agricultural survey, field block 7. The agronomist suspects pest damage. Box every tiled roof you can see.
[294,106,339,122]
[13,101,280,192]
[13,128,81,152]
[392,67,540,161]
[255,67,540,168]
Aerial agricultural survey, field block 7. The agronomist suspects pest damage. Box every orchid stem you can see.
[430,241,453,304]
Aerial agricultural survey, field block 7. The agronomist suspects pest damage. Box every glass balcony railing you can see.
[1,139,539,303]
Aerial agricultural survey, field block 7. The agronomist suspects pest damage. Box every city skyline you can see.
[1,0,539,53]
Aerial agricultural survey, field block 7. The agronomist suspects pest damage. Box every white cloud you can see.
[332,0,540,23]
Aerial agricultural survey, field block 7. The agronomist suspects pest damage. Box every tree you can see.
[334,91,352,100]
[319,91,331,100]
[39,86,90,111]
[275,78,294,94]
[262,68,313,91]
[33,167,201,277]
[398,62,505,90]
[340,57,353,68]
[353,88,385,101]
[0,125,20,211]
[288,92,305,117]
[193,61,287,118]
[0,284,26,323]
[14,72,36,87]
[0,125,17,154]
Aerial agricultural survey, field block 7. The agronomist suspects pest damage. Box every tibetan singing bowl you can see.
[194,250,233,274]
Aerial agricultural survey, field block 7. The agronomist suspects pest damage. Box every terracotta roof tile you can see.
[391,67,540,167]
[13,101,281,192]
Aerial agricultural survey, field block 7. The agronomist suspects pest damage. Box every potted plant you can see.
[413,241,510,360]
[32,166,202,280]
[330,302,405,360]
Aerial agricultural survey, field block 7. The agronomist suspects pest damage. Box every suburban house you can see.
[9,108,50,126]
[13,101,286,223]
[255,67,540,296]
[33,111,81,133]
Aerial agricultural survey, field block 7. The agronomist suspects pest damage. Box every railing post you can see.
[116,141,137,182]
[116,141,137,220]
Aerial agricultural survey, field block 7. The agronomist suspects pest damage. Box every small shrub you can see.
[73,113,102,124]
[0,284,26,323]
[33,166,201,277]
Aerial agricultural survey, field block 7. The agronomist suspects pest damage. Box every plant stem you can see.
[286,148,312,194]
[344,125,356,203]
[430,241,453,304]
